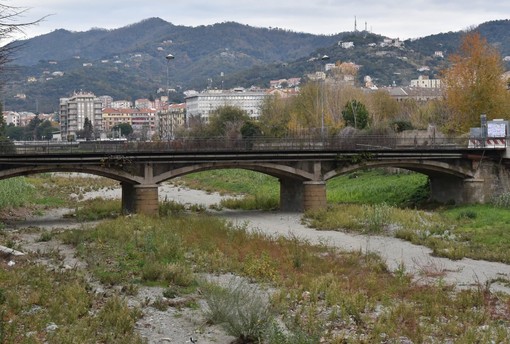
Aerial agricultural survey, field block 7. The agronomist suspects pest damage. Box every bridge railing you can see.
[0,136,488,155]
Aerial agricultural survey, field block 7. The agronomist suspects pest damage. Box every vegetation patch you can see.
[0,259,144,343]
[58,213,510,343]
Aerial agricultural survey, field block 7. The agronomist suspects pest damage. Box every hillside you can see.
[2,18,510,113]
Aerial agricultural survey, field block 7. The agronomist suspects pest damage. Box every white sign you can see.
[488,122,506,138]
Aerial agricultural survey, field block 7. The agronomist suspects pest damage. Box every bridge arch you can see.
[0,166,145,184]
[323,159,475,181]
[152,162,315,184]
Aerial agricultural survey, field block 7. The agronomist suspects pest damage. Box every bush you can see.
[391,120,414,132]
[491,193,510,208]
[202,278,273,342]
[362,203,392,234]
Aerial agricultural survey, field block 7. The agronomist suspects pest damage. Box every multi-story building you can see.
[102,108,133,132]
[59,92,102,140]
[111,100,133,109]
[135,98,153,109]
[131,108,157,140]
[385,86,443,102]
[410,75,441,88]
[157,103,186,140]
[102,107,157,139]
[98,95,113,109]
[3,111,20,126]
[185,89,267,123]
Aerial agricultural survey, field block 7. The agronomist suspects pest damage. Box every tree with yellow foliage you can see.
[441,31,510,133]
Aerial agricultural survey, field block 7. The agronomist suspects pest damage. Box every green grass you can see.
[178,168,429,210]
[0,178,35,209]
[427,205,510,262]
[326,170,429,206]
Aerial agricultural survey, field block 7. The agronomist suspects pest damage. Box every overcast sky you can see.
[9,0,510,41]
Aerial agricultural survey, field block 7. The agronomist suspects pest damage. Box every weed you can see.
[491,192,510,208]
[163,286,178,299]
[72,198,121,221]
[202,278,273,342]
[152,296,169,311]
[163,263,196,287]
[362,202,392,234]
[159,199,186,215]
[37,231,53,242]
[456,209,477,220]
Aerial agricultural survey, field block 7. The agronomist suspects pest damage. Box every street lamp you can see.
[165,53,175,140]
[320,54,330,140]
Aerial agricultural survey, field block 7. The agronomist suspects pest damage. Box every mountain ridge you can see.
[3,18,510,113]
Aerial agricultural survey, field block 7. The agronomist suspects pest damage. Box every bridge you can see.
[1,136,509,215]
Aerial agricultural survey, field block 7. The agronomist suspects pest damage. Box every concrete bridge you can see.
[0,137,509,215]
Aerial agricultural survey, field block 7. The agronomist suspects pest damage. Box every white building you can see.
[59,91,102,140]
[185,89,267,122]
[3,111,20,126]
[410,75,441,88]
[112,100,133,109]
[98,95,113,109]
[339,41,354,49]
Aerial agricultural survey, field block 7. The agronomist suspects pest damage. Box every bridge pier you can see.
[121,183,159,216]
[279,178,304,211]
[279,179,327,212]
[303,181,327,211]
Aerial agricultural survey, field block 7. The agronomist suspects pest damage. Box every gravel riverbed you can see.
[4,182,510,343]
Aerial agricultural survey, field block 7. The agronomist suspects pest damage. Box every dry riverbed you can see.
[3,182,510,342]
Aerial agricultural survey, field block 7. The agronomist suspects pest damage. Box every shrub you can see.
[491,193,510,208]
[202,278,273,342]
[362,203,392,234]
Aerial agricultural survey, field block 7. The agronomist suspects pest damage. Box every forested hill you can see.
[3,18,510,113]
[10,18,343,66]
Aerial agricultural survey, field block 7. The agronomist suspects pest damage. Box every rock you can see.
[46,323,58,332]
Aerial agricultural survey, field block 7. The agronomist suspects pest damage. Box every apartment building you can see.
[185,89,267,122]
[102,108,133,132]
[157,103,186,140]
[131,108,157,139]
[59,91,102,140]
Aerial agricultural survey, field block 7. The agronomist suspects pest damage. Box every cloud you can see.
[12,0,510,40]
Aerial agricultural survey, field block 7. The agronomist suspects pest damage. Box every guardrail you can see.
[0,136,501,155]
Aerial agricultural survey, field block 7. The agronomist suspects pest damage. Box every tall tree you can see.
[208,105,250,139]
[83,117,93,140]
[259,93,293,137]
[441,31,510,133]
[341,100,369,129]
[112,123,133,138]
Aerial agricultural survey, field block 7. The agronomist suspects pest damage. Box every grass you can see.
[56,213,510,343]
[177,169,279,210]
[2,171,510,342]
[0,178,35,209]
[0,259,144,344]
[326,170,429,206]
[177,168,510,263]
[178,168,429,210]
